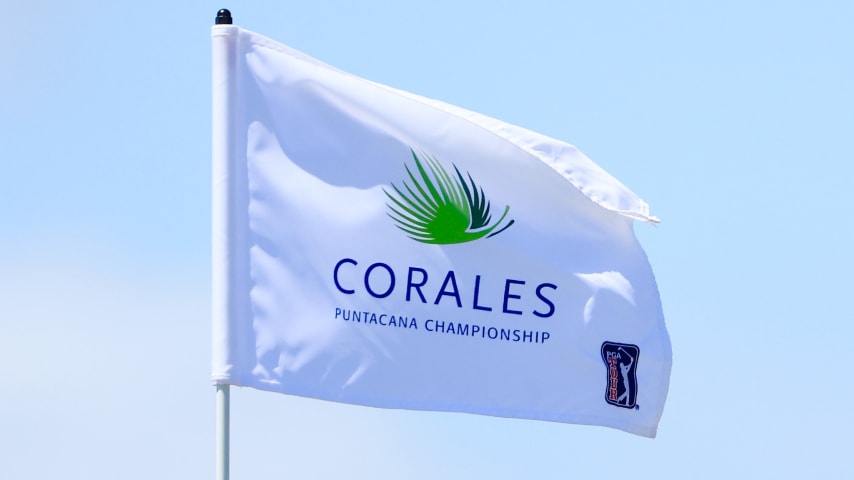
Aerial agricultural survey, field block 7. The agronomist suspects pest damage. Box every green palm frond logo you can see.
[384,150,515,244]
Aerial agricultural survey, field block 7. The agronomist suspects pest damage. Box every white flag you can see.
[211,25,671,438]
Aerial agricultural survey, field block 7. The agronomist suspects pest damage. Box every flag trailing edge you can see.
[212,24,671,437]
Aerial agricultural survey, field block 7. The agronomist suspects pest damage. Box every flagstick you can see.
[216,384,230,480]
[213,8,234,480]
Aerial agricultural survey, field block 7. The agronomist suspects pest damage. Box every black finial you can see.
[215,9,233,25]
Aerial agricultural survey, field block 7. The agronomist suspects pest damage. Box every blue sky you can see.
[1,1,852,478]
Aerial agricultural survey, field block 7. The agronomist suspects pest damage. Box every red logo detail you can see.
[607,357,618,401]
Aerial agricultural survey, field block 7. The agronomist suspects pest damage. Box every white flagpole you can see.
[216,384,230,480]
[212,8,234,480]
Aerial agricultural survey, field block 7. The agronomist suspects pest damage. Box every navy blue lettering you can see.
[333,258,357,294]
[434,271,462,308]
[533,283,557,318]
[472,275,493,312]
[365,262,395,298]
[502,279,525,315]
[406,267,428,303]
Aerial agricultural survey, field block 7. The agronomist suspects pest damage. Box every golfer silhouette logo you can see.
[601,342,640,409]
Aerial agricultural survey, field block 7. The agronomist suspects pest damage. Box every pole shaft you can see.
[216,385,230,480]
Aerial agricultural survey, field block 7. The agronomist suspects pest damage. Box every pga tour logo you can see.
[601,342,639,409]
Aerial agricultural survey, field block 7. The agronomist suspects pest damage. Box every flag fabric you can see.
[211,24,671,438]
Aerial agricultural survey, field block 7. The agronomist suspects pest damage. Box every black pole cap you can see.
[215,9,233,25]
